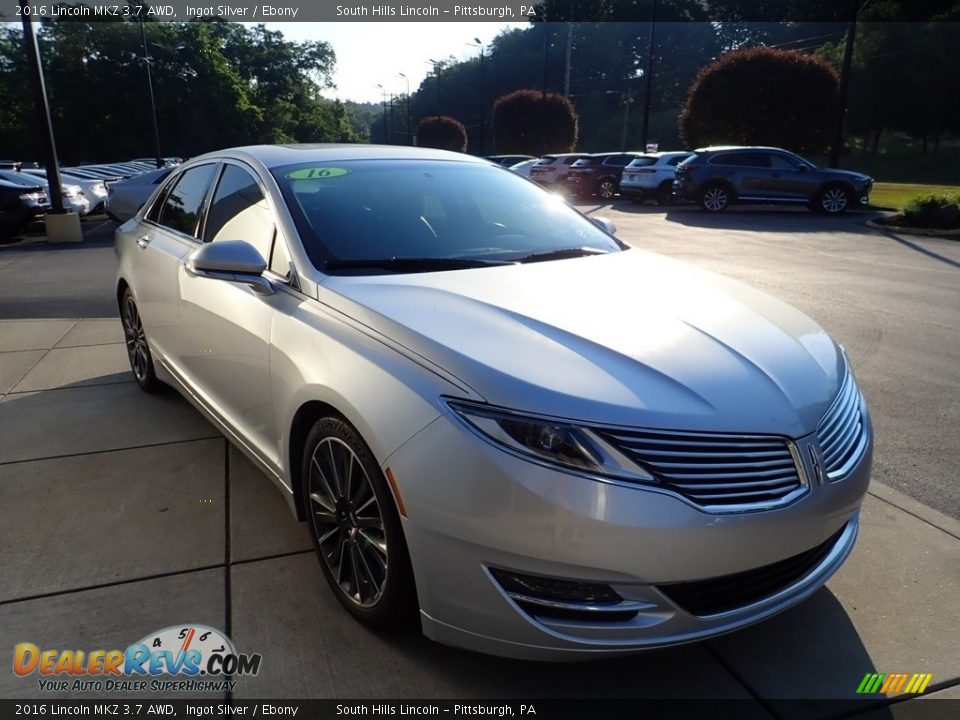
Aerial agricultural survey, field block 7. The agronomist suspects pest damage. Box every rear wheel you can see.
[700,183,731,212]
[655,181,674,205]
[302,417,417,628]
[120,288,160,392]
[816,185,850,214]
[597,179,617,201]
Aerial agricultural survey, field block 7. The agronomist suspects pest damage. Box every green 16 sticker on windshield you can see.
[287,167,351,179]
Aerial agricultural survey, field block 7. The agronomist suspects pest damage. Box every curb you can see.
[868,480,960,541]
[867,219,960,237]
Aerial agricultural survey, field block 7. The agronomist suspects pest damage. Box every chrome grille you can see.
[597,428,805,510]
[817,371,866,479]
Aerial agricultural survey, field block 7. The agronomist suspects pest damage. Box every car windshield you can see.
[627,157,658,167]
[271,160,623,274]
[0,172,42,188]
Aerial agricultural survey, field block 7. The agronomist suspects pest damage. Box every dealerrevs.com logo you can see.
[13,625,262,693]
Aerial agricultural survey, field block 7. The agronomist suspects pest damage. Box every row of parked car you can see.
[487,146,874,214]
[0,158,180,240]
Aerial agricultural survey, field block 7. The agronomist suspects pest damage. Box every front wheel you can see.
[597,179,617,200]
[655,181,675,206]
[816,185,851,214]
[120,288,160,392]
[302,417,417,628]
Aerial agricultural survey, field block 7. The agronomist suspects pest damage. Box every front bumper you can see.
[385,409,872,660]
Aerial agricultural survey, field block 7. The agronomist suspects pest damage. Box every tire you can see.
[816,184,851,214]
[700,183,731,212]
[655,181,674,205]
[120,288,160,392]
[596,178,617,201]
[302,417,417,628]
[628,192,646,205]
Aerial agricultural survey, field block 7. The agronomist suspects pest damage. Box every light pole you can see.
[425,59,442,117]
[830,0,865,167]
[397,73,411,145]
[640,0,657,150]
[621,85,634,152]
[138,17,164,169]
[375,83,388,143]
[466,39,485,155]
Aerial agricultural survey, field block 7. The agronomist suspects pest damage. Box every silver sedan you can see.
[115,145,872,660]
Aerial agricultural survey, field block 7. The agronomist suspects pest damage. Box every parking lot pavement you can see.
[0,211,958,713]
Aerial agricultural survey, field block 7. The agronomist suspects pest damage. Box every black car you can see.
[564,152,643,200]
[673,146,873,214]
[0,179,48,240]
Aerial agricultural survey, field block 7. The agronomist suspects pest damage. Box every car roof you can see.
[190,144,489,169]
[694,146,789,153]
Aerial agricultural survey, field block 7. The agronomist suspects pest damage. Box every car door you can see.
[726,151,777,199]
[766,152,813,200]
[131,163,218,362]
[174,161,290,469]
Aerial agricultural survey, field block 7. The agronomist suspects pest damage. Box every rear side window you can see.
[603,155,632,167]
[156,164,217,238]
[204,164,275,262]
[535,157,556,165]
[712,152,770,168]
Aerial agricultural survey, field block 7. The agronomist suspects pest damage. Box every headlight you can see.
[446,400,656,484]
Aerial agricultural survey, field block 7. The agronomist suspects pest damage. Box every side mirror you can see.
[186,240,273,295]
[591,216,617,235]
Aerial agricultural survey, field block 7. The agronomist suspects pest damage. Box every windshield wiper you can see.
[323,257,515,273]
[513,247,611,264]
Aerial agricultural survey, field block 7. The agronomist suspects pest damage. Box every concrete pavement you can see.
[0,211,958,715]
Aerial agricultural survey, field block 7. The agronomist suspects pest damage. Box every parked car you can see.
[0,169,89,216]
[674,146,874,213]
[507,158,538,179]
[619,151,693,204]
[528,153,588,188]
[0,178,48,239]
[20,168,109,214]
[564,152,643,200]
[485,154,535,167]
[116,144,872,660]
[105,167,173,223]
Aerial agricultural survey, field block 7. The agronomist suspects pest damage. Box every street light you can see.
[466,39,485,155]
[375,83,388,143]
[138,17,164,169]
[397,73,411,146]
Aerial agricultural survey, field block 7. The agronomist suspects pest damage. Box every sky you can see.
[258,22,520,104]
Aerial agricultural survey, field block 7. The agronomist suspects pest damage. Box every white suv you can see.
[528,153,588,188]
[619,151,692,204]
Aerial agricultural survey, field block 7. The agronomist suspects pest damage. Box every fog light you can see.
[490,568,620,604]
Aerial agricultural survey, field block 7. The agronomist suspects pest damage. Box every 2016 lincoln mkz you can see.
[115,145,872,660]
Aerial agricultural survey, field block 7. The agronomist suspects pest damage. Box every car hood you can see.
[321,250,844,437]
[822,167,872,183]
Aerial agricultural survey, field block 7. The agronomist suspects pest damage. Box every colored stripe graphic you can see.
[857,672,933,694]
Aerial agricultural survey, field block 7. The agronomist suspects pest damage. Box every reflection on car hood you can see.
[824,168,872,183]
[323,250,843,437]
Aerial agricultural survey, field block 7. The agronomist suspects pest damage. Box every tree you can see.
[679,46,839,153]
[416,116,468,152]
[493,89,578,155]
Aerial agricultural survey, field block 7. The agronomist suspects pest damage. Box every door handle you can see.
[137,235,151,249]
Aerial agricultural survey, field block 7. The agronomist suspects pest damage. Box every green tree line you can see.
[0,18,360,164]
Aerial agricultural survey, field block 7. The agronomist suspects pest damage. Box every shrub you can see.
[416,116,468,152]
[903,194,960,228]
[493,89,578,156]
[680,47,839,154]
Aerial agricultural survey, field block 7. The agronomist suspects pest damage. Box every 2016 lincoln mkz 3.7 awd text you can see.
[115,145,872,660]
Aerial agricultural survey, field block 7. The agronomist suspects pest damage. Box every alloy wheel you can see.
[821,187,848,213]
[598,180,616,200]
[703,186,728,211]
[308,437,388,608]
[122,295,149,382]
